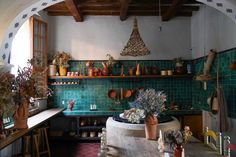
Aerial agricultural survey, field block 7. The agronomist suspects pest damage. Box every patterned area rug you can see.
[51,142,100,157]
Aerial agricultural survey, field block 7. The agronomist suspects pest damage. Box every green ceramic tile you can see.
[49,50,236,118]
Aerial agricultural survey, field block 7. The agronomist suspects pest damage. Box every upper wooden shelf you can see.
[48,74,193,79]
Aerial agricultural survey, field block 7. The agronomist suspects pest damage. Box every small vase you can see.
[88,68,94,76]
[173,144,183,157]
[136,64,141,76]
[49,64,57,76]
[102,67,109,76]
[144,115,157,140]
[59,66,67,76]
[13,100,29,129]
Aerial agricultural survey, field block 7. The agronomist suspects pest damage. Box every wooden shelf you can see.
[79,126,104,130]
[78,137,100,141]
[49,83,80,86]
[49,74,193,79]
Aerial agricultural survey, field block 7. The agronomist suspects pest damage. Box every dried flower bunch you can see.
[132,88,166,116]
[126,88,166,123]
[164,126,193,149]
[123,108,145,123]
[52,51,71,68]
[0,72,15,117]
[13,64,37,105]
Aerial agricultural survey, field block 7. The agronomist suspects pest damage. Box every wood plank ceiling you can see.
[45,0,201,22]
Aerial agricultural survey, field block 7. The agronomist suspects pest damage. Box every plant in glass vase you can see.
[127,88,166,140]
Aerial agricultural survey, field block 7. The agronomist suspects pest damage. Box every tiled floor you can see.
[50,142,100,157]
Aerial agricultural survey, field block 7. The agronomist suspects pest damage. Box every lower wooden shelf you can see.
[49,135,100,141]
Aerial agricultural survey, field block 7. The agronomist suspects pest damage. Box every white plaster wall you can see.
[48,15,191,60]
[191,5,236,59]
[0,0,38,46]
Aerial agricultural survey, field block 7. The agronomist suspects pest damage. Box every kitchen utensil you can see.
[108,89,117,99]
[120,88,124,100]
[229,61,236,70]
[124,89,132,98]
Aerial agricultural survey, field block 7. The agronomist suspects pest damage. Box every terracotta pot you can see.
[88,68,94,76]
[229,62,236,70]
[13,100,29,129]
[124,89,132,98]
[59,66,67,76]
[144,115,157,140]
[136,64,141,76]
[173,144,183,157]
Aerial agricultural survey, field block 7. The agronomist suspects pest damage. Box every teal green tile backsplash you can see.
[49,49,236,119]
[49,60,193,112]
[192,48,236,118]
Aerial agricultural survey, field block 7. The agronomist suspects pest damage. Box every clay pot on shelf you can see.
[128,67,135,76]
[108,89,117,99]
[59,66,67,76]
[136,64,141,76]
[88,68,94,77]
[229,61,236,70]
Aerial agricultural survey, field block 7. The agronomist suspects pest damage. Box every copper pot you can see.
[124,89,132,98]
[108,89,117,99]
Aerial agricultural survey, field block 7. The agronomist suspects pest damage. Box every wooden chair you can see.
[223,136,236,157]
[204,127,222,154]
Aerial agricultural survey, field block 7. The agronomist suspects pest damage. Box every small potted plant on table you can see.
[125,88,166,140]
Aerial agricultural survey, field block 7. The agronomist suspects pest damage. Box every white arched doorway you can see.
[0,0,236,63]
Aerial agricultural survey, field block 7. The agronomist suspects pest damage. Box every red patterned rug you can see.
[51,142,100,157]
[75,143,100,157]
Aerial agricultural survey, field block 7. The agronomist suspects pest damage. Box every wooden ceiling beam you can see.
[47,10,193,17]
[119,0,131,21]
[162,0,187,21]
[65,0,83,22]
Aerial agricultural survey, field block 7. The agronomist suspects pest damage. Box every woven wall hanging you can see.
[120,18,150,56]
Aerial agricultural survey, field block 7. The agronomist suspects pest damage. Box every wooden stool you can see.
[37,126,51,157]
[14,131,40,157]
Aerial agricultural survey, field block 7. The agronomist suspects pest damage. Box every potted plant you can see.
[164,126,192,157]
[174,57,184,74]
[12,62,37,129]
[127,88,166,140]
[52,52,71,76]
[0,64,15,138]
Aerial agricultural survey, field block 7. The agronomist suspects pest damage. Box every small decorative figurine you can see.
[157,130,165,152]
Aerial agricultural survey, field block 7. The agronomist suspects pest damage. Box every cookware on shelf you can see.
[124,89,132,98]
[108,89,117,99]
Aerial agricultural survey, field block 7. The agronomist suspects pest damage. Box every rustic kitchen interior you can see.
[0,0,236,157]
